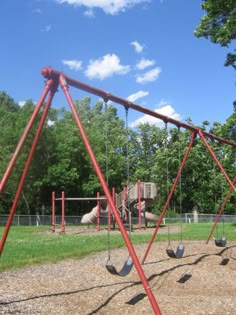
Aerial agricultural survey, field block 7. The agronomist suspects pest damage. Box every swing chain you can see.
[178,127,183,243]
[125,106,133,236]
[165,123,169,196]
[104,99,109,186]
[125,106,130,184]
[104,98,112,262]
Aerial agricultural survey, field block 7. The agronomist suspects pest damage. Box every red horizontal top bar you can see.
[41,66,236,147]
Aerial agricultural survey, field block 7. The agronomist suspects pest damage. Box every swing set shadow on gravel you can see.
[0,66,236,315]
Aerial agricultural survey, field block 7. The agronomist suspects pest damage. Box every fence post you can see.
[97,192,100,231]
[193,207,198,223]
[61,191,65,233]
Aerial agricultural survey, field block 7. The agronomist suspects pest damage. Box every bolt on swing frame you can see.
[0,67,236,315]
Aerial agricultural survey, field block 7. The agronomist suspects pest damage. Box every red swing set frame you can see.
[0,67,236,315]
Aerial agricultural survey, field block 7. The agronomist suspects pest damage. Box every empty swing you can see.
[106,248,133,276]
[214,174,227,248]
[215,219,227,247]
[106,261,133,276]
[106,197,133,277]
[104,103,133,276]
[166,229,185,258]
[165,127,185,259]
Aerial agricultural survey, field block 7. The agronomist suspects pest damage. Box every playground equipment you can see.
[52,191,65,233]
[80,205,103,224]
[115,180,158,228]
[1,67,236,314]
[52,191,107,232]
[80,181,158,226]
[133,200,159,222]
[52,180,158,231]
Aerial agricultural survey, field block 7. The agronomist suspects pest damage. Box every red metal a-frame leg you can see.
[0,78,58,256]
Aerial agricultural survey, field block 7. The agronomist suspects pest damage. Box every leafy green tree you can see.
[129,123,164,182]
[0,91,19,112]
[0,92,22,214]
[1,89,236,218]
[0,107,19,213]
[97,103,127,191]
[73,98,128,195]
[0,98,55,216]
[195,0,236,70]
[211,108,236,214]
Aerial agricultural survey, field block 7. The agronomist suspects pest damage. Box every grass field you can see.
[0,222,235,272]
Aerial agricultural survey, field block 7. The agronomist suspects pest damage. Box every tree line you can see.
[0,91,236,217]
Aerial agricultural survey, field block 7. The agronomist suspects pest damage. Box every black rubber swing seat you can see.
[215,236,227,247]
[166,243,184,259]
[106,257,133,277]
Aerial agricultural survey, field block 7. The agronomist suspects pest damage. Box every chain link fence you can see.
[0,213,235,227]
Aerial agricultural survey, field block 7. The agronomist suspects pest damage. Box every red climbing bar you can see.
[61,191,65,233]
[138,179,142,229]
[52,191,56,233]
[59,74,162,315]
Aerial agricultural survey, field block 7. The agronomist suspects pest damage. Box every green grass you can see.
[184,222,236,240]
[0,223,235,272]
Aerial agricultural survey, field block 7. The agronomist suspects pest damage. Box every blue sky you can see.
[0,0,235,128]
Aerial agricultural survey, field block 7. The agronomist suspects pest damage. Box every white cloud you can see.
[136,58,155,70]
[136,67,161,84]
[130,40,144,53]
[130,102,181,128]
[85,54,130,80]
[19,101,26,107]
[127,90,149,103]
[62,59,83,71]
[32,8,42,14]
[47,119,55,126]
[41,25,52,32]
[84,9,95,17]
[55,0,150,15]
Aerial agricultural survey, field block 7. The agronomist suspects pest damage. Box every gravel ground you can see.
[0,235,235,315]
